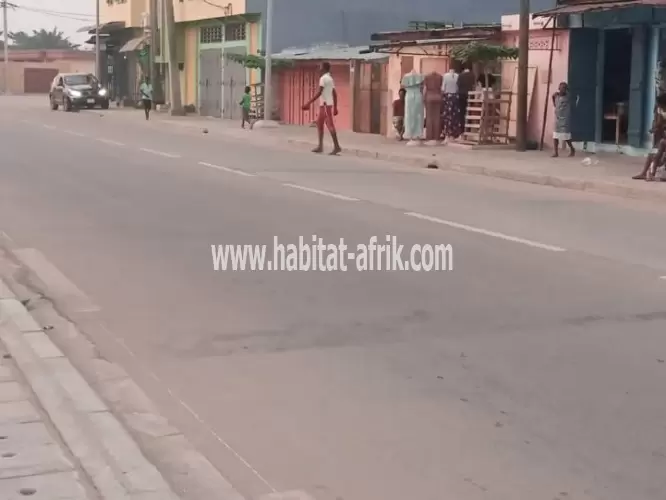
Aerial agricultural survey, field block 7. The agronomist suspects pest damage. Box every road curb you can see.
[0,280,179,500]
[103,112,666,204]
[0,260,248,500]
[283,138,666,204]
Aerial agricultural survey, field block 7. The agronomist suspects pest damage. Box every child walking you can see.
[139,76,153,121]
[240,86,251,128]
[552,82,575,157]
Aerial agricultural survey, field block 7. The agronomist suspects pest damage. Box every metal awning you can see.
[77,21,126,34]
[534,0,666,18]
[119,36,148,53]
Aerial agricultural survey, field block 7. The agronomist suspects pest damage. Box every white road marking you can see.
[99,321,277,493]
[13,248,100,313]
[96,138,125,147]
[199,161,256,177]
[405,212,567,252]
[0,230,14,243]
[65,130,87,137]
[139,147,181,158]
[282,183,359,201]
[42,124,56,130]
[660,276,666,280]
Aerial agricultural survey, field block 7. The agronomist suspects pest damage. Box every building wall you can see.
[501,15,571,148]
[246,0,553,52]
[0,60,95,94]
[183,25,199,107]
[180,19,260,112]
[101,0,147,27]
[101,0,247,26]
[174,0,247,23]
[277,63,353,129]
[384,51,452,136]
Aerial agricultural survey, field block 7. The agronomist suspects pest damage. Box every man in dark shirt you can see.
[458,67,475,127]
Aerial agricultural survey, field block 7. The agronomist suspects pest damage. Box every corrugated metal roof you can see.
[367,37,494,53]
[534,0,666,17]
[119,36,148,53]
[370,25,501,43]
[272,45,388,62]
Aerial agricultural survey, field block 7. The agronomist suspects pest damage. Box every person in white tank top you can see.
[302,61,342,155]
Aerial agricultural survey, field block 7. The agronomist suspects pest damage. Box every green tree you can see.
[8,28,78,50]
[449,42,518,88]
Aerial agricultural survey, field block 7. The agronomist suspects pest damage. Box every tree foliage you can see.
[449,42,518,88]
[8,28,78,50]
[449,42,518,65]
[225,53,293,69]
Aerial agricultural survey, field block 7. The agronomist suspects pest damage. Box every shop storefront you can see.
[536,1,666,156]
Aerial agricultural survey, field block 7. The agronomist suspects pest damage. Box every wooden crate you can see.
[461,90,512,145]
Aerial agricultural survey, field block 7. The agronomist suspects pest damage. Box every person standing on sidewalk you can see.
[552,82,575,157]
[302,62,342,155]
[633,93,666,181]
[140,76,154,121]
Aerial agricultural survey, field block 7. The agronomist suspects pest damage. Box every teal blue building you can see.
[538,0,666,156]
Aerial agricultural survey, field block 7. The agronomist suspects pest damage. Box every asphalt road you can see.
[0,96,665,500]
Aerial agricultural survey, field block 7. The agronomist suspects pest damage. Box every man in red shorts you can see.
[302,62,342,155]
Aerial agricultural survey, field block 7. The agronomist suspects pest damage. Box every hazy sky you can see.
[7,0,95,45]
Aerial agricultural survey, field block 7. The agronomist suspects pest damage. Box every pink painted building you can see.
[500,14,571,149]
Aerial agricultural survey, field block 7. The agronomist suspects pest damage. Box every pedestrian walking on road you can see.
[140,76,153,121]
[240,86,252,129]
[302,61,342,155]
[552,82,575,158]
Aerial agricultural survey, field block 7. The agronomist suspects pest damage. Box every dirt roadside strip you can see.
[127,113,666,206]
[0,273,245,500]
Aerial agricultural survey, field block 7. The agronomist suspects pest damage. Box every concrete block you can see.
[130,491,179,500]
[43,358,107,413]
[0,383,26,404]
[0,300,42,333]
[259,491,317,500]
[0,422,56,452]
[123,412,179,440]
[0,364,13,383]
[0,280,15,299]
[0,442,73,479]
[0,471,89,500]
[142,434,244,500]
[88,358,127,382]
[0,401,40,426]
[88,411,167,494]
[23,332,63,359]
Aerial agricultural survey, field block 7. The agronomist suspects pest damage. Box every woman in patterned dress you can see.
[441,68,462,140]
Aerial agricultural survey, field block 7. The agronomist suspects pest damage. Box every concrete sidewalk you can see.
[0,279,180,500]
[105,109,666,204]
[0,330,93,500]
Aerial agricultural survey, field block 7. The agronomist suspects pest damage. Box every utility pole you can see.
[149,0,159,93]
[515,0,530,151]
[2,1,9,95]
[163,0,183,115]
[256,0,277,126]
[95,0,100,78]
